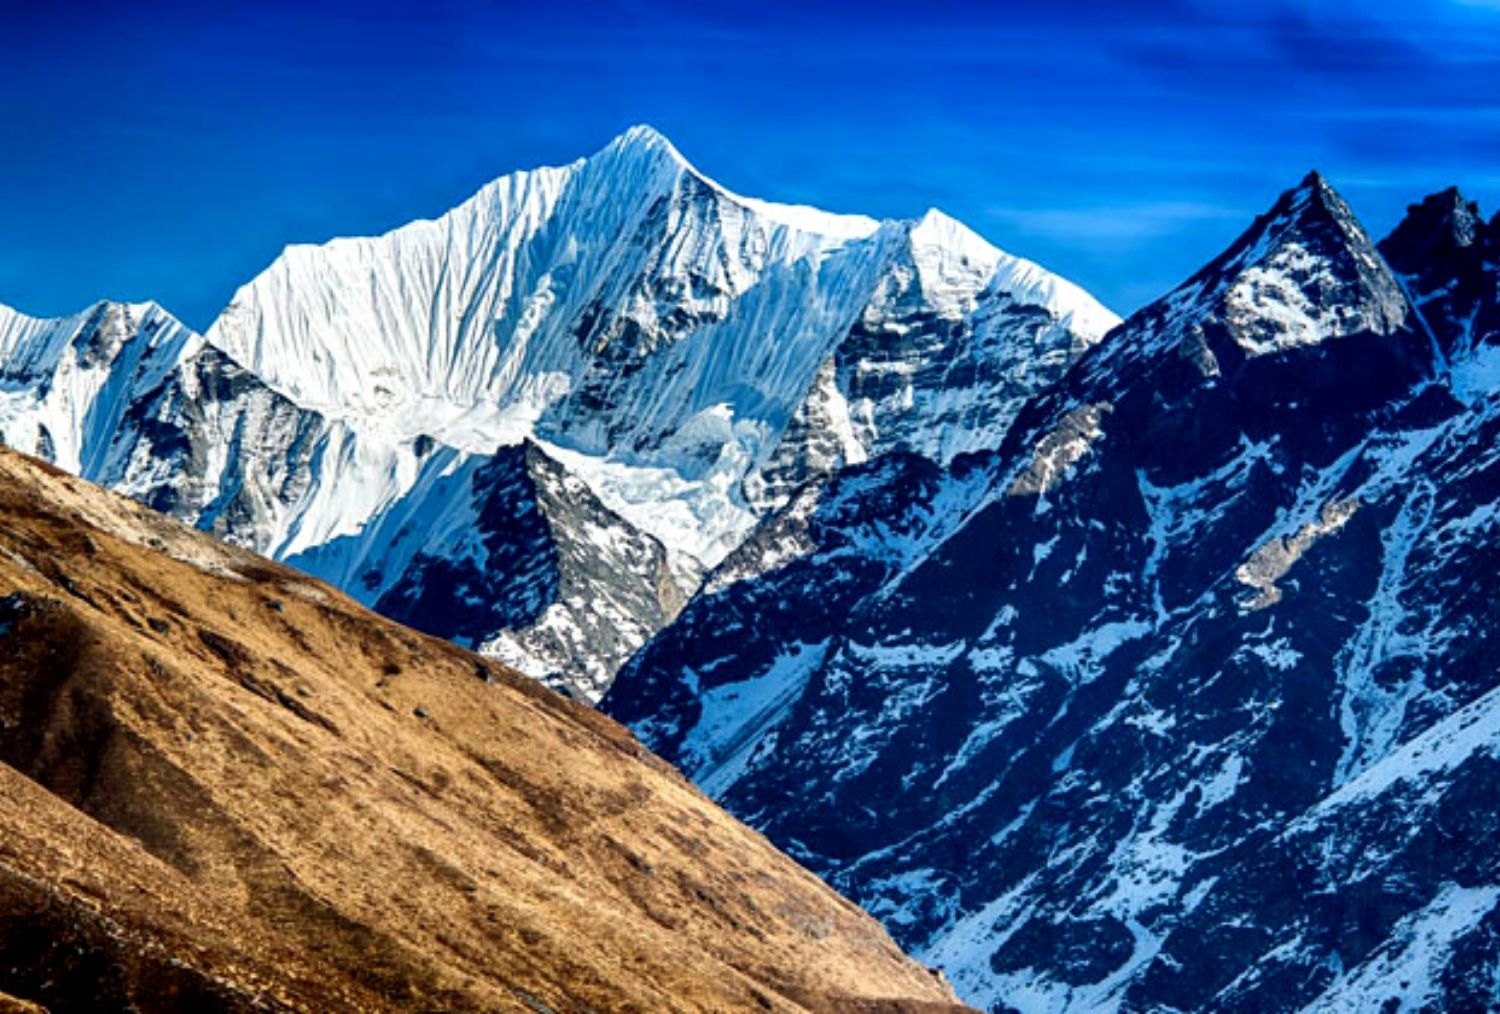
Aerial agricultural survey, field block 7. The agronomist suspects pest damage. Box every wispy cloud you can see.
[984,202,1246,245]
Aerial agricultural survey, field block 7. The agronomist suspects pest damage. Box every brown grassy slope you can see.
[0,447,969,1014]
[0,991,45,1014]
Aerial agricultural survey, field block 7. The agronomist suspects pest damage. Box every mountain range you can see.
[5,127,1500,1011]
[0,125,1113,702]
[606,176,1500,1010]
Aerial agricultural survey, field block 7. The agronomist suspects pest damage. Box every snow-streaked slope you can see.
[0,297,691,701]
[0,298,449,573]
[607,177,1500,1010]
[207,125,894,455]
[0,300,196,473]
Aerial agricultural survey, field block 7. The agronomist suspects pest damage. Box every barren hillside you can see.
[0,447,967,1013]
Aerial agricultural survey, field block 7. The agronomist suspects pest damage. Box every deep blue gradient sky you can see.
[4,0,1500,328]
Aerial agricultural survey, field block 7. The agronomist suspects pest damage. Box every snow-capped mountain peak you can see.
[1,299,186,376]
[2,127,1116,697]
[203,126,899,453]
[195,127,1114,565]
[576,122,696,200]
[897,207,1117,337]
[606,124,884,240]
[908,206,995,260]
[601,121,688,162]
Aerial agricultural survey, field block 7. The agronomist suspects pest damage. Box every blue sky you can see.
[3,0,1499,328]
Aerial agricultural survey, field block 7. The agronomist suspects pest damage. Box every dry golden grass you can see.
[0,992,45,1014]
[0,447,968,1013]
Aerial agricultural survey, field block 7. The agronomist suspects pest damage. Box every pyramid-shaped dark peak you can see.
[1164,175,1370,299]
[1178,172,1401,330]
[1378,186,1497,355]
[1271,170,1344,216]
[1427,186,1481,233]
[1084,172,1412,376]
[1431,184,1470,204]
[1432,184,1475,210]
[1297,169,1333,196]
[1260,170,1364,238]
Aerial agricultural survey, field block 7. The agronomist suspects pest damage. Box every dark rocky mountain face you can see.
[1379,187,1497,359]
[611,449,999,777]
[105,344,331,530]
[604,177,1500,1010]
[370,444,565,647]
[364,441,698,700]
